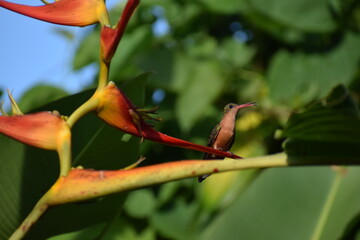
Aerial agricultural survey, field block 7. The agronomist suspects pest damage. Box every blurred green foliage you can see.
[1,0,360,239]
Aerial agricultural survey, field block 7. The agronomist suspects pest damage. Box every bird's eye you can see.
[229,104,234,108]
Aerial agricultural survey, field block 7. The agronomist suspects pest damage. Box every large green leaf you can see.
[250,0,337,32]
[268,32,360,106]
[217,38,256,69]
[175,59,225,131]
[19,84,68,113]
[201,166,360,240]
[283,85,360,164]
[319,168,360,240]
[124,189,157,219]
[109,25,153,82]
[26,193,127,239]
[199,0,246,14]
[151,197,199,240]
[72,29,100,71]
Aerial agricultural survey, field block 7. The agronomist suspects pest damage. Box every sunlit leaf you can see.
[19,84,68,113]
[176,60,224,131]
[268,32,360,106]
[202,167,360,240]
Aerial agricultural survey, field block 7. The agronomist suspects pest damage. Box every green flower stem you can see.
[310,170,343,240]
[99,7,110,27]
[67,96,99,128]
[97,59,110,90]
[67,58,109,128]
[57,132,72,177]
[9,193,50,240]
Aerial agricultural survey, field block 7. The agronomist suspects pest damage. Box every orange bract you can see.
[100,0,139,62]
[0,0,109,26]
[0,111,69,150]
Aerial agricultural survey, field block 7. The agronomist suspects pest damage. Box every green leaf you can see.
[0,137,35,240]
[250,0,338,32]
[26,194,127,239]
[199,0,246,14]
[218,38,256,68]
[101,217,156,240]
[47,222,106,240]
[338,209,360,240]
[157,181,182,206]
[73,29,100,70]
[120,72,151,107]
[109,26,153,82]
[268,32,360,106]
[151,198,198,240]
[313,168,360,240]
[124,189,157,218]
[19,84,68,113]
[137,50,199,93]
[198,169,261,212]
[201,166,360,240]
[176,60,225,131]
[283,85,360,164]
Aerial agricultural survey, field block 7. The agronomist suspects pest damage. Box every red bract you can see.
[0,0,108,26]
[95,82,241,159]
[0,111,69,150]
[100,0,139,62]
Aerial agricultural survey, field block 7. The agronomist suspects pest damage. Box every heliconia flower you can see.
[100,0,139,62]
[0,111,69,150]
[0,91,69,151]
[0,111,72,176]
[0,0,109,27]
[95,82,241,159]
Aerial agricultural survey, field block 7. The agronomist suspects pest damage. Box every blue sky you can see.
[0,0,117,101]
[0,0,168,102]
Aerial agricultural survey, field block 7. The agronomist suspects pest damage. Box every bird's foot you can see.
[215,148,240,159]
[225,151,242,159]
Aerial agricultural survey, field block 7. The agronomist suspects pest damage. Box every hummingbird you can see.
[198,102,257,183]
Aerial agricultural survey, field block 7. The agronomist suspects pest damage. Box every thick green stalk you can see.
[67,96,99,128]
[97,60,110,90]
[48,153,288,205]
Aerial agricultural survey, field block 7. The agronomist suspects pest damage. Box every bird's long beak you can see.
[236,102,257,109]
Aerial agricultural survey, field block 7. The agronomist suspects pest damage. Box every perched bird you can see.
[198,102,257,182]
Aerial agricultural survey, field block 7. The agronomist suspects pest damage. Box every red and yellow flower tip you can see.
[100,0,139,62]
[0,91,72,176]
[0,111,70,151]
[0,0,109,27]
[95,82,241,159]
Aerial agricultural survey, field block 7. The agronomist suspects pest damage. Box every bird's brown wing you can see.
[203,123,220,160]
